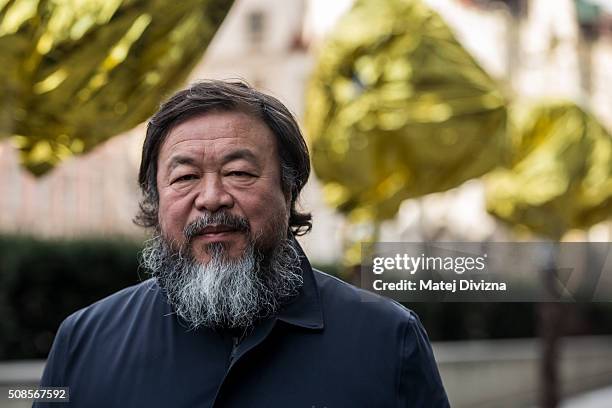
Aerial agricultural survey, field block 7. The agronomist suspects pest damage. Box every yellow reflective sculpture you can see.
[486,102,612,239]
[0,0,233,175]
[305,0,507,224]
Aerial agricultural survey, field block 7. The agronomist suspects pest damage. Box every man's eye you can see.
[172,174,198,183]
[227,171,254,178]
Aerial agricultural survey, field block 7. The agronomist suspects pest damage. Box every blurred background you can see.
[0,0,611,407]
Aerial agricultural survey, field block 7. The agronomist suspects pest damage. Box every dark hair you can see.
[135,80,312,236]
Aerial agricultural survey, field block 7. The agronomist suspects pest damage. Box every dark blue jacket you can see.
[35,251,449,407]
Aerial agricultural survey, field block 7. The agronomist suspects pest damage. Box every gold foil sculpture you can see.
[0,0,233,175]
[486,102,612,239]
[305,0,507,223]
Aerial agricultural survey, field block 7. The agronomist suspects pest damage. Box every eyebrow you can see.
[165,149,260,172]
[166,155,198,172]
[221,149,259,166]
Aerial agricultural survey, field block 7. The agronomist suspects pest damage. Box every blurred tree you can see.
[0,0,233,175]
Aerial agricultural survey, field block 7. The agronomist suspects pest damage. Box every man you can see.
[35,80,449,407]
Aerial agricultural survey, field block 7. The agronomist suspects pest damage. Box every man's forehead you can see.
[159,111,276,155]
[155,111,280,173]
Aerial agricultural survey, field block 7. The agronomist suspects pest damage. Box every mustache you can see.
[183,211,250,242]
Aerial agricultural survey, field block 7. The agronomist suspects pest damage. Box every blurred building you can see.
[432,0,612,124]
[0,0,611,262]
[0,125,144,238]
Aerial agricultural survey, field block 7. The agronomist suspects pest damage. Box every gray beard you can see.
[141,234,303,330]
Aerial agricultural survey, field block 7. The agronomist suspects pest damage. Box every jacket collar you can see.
[275,240,325,330]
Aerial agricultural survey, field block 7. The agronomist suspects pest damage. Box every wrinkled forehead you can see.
[156,110,280,173]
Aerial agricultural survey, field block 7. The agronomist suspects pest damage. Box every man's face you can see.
[156,111,290,262]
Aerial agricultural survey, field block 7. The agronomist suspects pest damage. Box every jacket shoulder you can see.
[312,269,417,325]
[60,279,159,336]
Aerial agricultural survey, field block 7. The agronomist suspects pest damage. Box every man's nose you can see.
[193,174,234,213]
